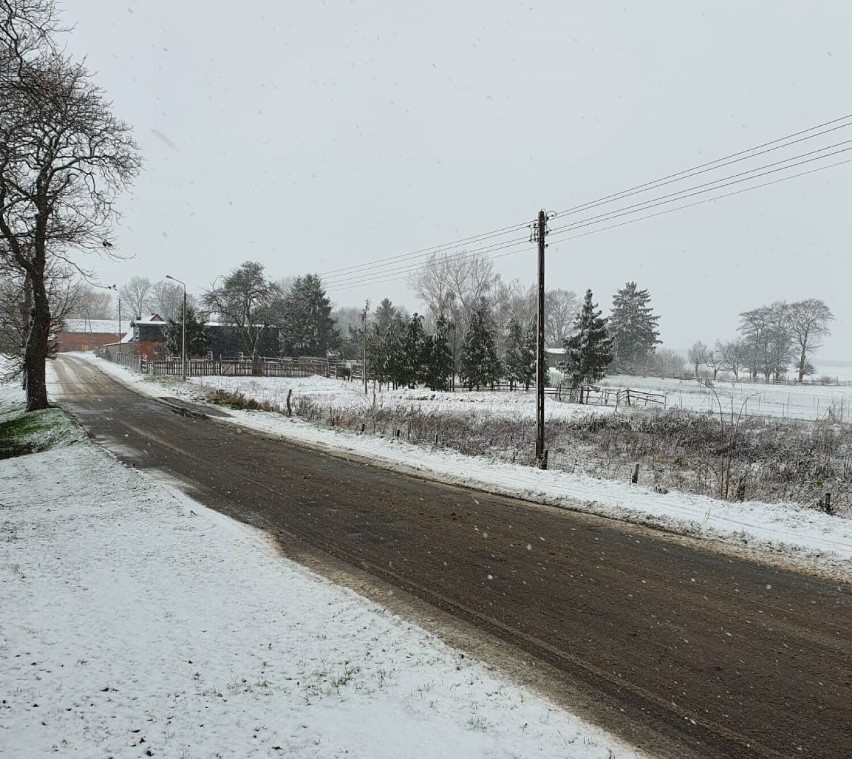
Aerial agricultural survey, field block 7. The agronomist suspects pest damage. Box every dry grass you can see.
[292,395,851,515]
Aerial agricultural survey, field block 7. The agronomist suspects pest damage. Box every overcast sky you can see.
[62,1,852,361]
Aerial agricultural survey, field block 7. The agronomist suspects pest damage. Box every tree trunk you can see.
[797,347,807,383]
[25,267,50,411]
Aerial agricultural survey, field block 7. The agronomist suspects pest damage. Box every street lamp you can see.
[165,274,187,380]
[106,284,121,358]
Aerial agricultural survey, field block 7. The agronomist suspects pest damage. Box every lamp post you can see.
[106,284,121,359]
[165,275,187,380]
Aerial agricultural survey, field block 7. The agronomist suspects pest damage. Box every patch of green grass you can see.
[0,407,80,459]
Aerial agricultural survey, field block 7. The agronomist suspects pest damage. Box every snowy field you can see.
[74,355,852,579]
[193,372,612,423]
[599,374,852,423]
[194,369,852,424]
[0,376,639,758]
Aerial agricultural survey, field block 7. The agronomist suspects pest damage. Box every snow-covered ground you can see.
[197,367,852,424]
[599,373,852,423]
[1,375,640,758]
[194,372,612,423]
[71,355,852,579]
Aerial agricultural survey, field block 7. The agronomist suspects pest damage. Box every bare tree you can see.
[150,278,189,322]
[203,261,282,370]
[119,276,154,319]
[786,299,834,382]
[69,283,113,319]
[687,340,709,377]
[545,288,579,348]
[704,349,724,380]
[714,339,747,381]
[409,251,500,330]
[0,258,80,374]
[491,279,534,355]
[738,303,794,381]
[0,0,140,409]
[646,348,685,379]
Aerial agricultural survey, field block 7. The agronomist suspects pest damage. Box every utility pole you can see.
[166,275,187,380]
[532,209,549,469]
[451,321,457,392]
[118,295,122,358]
[362,300,369,395]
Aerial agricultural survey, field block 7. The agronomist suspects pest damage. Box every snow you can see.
[70,355,852,579]
[193,373,612,423]
[1,372,640,758]
[599,373,852,423]
[62,319,122,334]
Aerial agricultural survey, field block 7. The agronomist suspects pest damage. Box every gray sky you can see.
[63,0,852,361]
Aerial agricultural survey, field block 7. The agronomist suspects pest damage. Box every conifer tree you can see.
[608,282,660,373]
[459,298,501,390]
[561,289,612,389]
[366,299,399,387]
[400,313,429,388]
[164,306,209,358]
[279,274,339,357]
[380,313,407,389]
[504,320,535,390]
[425,315,454,391]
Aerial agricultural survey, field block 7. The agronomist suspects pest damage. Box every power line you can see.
[322,235,531,290]
[546,156,852,246]
[326,142,852,292]
[331,155,852,294]
[550,112,852,219]
[318,221,529,280]
[322,113,852,293]
[547,142,852,238]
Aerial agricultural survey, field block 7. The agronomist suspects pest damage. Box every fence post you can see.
[824,492,832,515]
[631,463,639,484]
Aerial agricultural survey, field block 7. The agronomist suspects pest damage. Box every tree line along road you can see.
[52,355,852,759]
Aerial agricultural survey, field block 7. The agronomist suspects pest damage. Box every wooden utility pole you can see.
[362,301,369,395]
[534,209,547,469]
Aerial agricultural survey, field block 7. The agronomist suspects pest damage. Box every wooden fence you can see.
[102,351,667,409]
[139,356,332,378]
[578,386,667,409]
[546,384,666,408]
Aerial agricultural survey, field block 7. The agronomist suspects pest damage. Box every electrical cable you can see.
[321,114,852,289]
[319,112,852,286]
[326,144,852,291]
[551,113,852,219]
[547,142,852,239]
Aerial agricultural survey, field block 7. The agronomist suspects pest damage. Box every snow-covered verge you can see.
[0,398,640,758]
[73,355,852,579]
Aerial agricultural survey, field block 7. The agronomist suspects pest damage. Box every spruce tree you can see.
[425,315,454,391]
[381,313,407,389]
[561,289,612,388]
[366,299,398,387]
[279,274,339,357]
[521,322,537,390]
[504,320,535,391]
[400,313,429,388]
[608,281,660,373]
[459,298,501,390]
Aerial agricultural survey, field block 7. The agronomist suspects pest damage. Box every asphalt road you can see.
[52,355,851,758]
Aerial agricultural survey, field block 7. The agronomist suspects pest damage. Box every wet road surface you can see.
[53,356,852,758]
